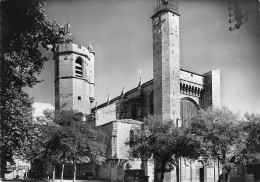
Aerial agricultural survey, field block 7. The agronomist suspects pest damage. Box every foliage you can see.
[127,115,202,182]
[1,0,72,164]
[240,113,260,163]
[23,110,107,180]
[52,110,107,166]
[188,107,260,182]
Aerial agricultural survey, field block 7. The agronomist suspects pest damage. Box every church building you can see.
[54,0,221,182]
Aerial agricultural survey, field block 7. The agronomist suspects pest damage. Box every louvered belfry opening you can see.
[75,57,83,78]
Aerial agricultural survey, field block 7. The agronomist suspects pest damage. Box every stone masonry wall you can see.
[88,52,95,101]
[97,121,145,182]
[152,11,180,123]
[116,121,141,159]
[96,104,117,126]
[202,69,221,109]
[58,78,73,111]
[95,80,154,125]
[98,121,114,158]
[55,43,94,115]
[140,81,154,117]
[180,70,204,85]
[72,78,90,114]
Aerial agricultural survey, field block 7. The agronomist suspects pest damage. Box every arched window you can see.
[180,97,199,127]
[129,130,134,148]
[149,91,154,115]
[75,57,83,77]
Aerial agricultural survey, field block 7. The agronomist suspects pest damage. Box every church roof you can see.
[94,79,153,110]
[93,68,204,111]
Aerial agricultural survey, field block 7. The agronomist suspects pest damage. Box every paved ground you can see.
[2,179,108,182]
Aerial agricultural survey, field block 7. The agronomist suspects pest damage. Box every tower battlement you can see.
[152,0,179,18]
[56,43,94,59]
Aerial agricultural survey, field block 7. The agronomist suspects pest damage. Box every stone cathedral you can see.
[54,0,221,182]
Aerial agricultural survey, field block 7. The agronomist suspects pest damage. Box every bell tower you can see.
[152,0,180,122]
[54,43,95,115]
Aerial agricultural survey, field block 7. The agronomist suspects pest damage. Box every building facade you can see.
[54,0,222,182]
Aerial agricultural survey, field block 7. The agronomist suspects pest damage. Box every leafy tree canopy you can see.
[1,0,72,163]
[23,110,107,180]
[127,115,202,182]
[52,110,107,166]
[188,107,260,182]
[241,113,260,162]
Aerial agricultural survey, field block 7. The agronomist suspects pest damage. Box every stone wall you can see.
[116,121,141,159]
[96,104,117,126]
[97,120,150,182]
[57,78,73,111]
[152,11,180,122]
[95,80,154,125]
[72,78,90,114]
[57,43,92,59]
[202,69,221,109]
[180,69,204,85]
[55,43,94,115]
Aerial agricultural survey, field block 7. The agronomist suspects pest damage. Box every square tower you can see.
[152,0,180,122]
[54,43,95,115]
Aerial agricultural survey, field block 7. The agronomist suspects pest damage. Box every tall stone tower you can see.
[54,43,95,115]
[152,0,180,122]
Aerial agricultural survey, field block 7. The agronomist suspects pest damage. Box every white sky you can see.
[27,0,260,114]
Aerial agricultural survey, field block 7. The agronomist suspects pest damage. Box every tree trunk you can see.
[52,163,55,180]
[154,160,158,182]
[176,158,179,182]
[73,162,76,182]
[61,163,65,182]
[241,164,246,182]
[160,161,167,182]
[222,149,226,182]
[225,167,231,182]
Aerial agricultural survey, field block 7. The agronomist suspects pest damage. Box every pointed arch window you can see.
[75,57,83,78]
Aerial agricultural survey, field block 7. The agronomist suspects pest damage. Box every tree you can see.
[127,115,202,182]
[19,109,62,179]
[53,110,107,182]
[187,107,260,182]
[0,0,72,166]
[240,113,260,163]
[24,110,107,181]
